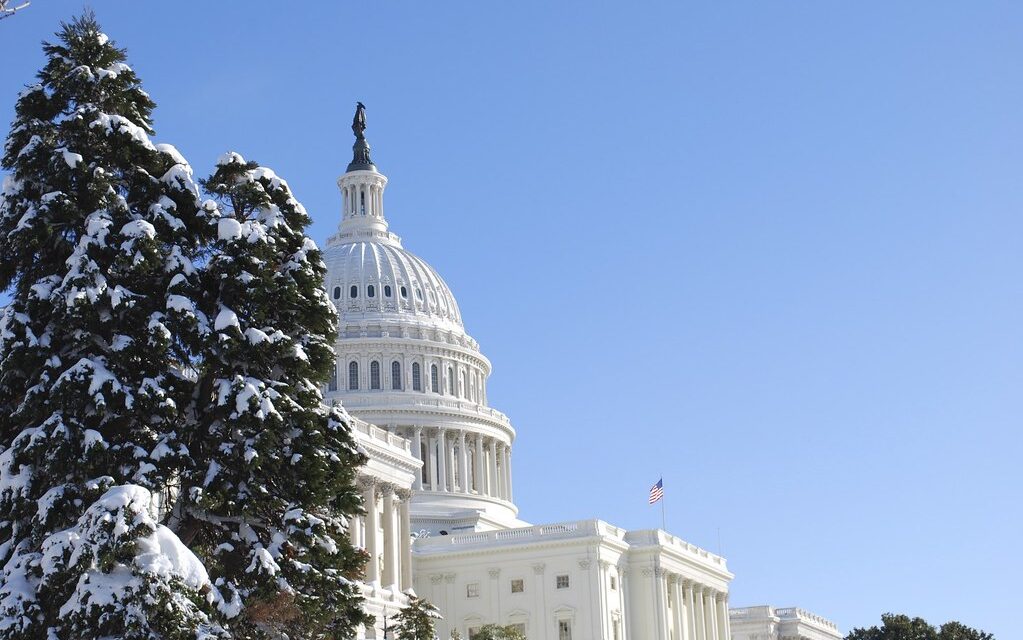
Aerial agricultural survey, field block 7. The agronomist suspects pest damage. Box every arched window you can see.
[332,286,341,300]
[360,190,366,215]
[391,361,402,390]
[368,284,375,298]
[447,367,454,395]
[350,285,358,299]
[348,361,359,390]
[400,286,408,299]
[431,364,439,393]
[370,361,380,390]
[384,285,392,298]
[459,374,465,398]
[328,362,338,392]
[412,362,422,391]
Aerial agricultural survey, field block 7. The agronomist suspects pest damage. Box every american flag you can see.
[648,478,664,505]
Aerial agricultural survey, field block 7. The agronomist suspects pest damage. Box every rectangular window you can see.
[466,582,479,598]
[610,575,617,590]
[556,574,570,589]
[511,578,524,593]
[328,363,338,392]
[559,620,572,640]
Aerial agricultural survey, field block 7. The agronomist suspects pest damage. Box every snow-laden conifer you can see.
[176,153,369,638]
[393,592,443,640]
[0,14,221,639]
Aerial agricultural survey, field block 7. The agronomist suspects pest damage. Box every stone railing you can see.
[341,393,512,427]
[729,606,777,619]
[414,519,619,551]
[775,607,840,631]
[624,529,727,567]
[350,416,411,453]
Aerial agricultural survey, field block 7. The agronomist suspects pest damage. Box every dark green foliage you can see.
[392,594,442,640]
[0,12,217,638]
[173,153,370,638]
[469,624,527,640]
[846,613,994,640]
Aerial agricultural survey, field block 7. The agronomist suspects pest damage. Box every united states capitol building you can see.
[323,106,844,640]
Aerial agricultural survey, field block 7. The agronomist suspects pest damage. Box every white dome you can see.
[322,240,464,332]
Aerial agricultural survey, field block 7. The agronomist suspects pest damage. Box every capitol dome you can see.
[323,105,519,531]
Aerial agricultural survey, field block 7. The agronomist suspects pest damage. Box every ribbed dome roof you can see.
[322,240,463,331]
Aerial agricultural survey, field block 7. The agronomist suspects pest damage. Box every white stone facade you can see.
[413,521,732,640]
[320,111,752,639]
[729,606,842,640]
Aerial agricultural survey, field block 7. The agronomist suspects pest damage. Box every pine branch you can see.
[0,1,30,21]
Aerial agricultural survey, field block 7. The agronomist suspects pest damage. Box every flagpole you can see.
[660,474,666,531]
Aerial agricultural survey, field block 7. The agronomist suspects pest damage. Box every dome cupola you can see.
[322,104,520,531]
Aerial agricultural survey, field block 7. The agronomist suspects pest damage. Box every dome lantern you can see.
[330,103,397,247]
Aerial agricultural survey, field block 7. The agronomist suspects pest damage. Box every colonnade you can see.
[349,478,413,592]
[616,567,730,640]
[407,427,512,501]
[668,575,730,640]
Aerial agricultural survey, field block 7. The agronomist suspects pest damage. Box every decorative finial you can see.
[347,101,376,172]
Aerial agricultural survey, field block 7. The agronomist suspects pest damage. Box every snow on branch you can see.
[0,1,30,21]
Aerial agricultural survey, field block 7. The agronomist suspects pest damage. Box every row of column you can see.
[668,574,730,640]
[615,567,729,640]
[350,477,412,592]
[342,181,384,220]
[409,427,512,502]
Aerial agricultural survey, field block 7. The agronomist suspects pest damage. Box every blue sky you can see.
[2,2,1021,637]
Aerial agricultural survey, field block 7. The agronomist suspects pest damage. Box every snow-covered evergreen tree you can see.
[392,593,442,640]
[175,153,369,638]
[0,14,221,639]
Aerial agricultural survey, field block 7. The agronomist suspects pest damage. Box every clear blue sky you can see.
[2,2,1021,637]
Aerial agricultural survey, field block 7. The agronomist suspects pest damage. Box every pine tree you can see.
[392,593,442,640]
[0,14,221,639]
[175,152,370,638]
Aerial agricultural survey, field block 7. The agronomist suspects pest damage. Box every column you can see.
[495,443,505,499]
[447,435,457,491]
[692,586,705,640]
[412,427,423,490]
[487,439,498,497]
[427,432,438,490]
[362,479,379,585]
[398,489,413,591]
[717,593,729,640]
[653,568,668,640]
[347,508,360,548]
[685,581,698,640]
[597,561,610,639]
[474,435,484,494]
[382,484,396,590]
[505,446,514,502]
[705,591,717,640]
[674,576,687,640]
[620,567,631,640]
[436,429,448,492]
[459,431,470,494]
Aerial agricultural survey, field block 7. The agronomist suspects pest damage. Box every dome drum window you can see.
[332,286,341,300]
[431,365,439,393]
[412,362,422,391]
[348,361,359,390]
[368,284,375,298]
[391,360,402,390]
[370,361,381,390]
[350,285,358,299]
